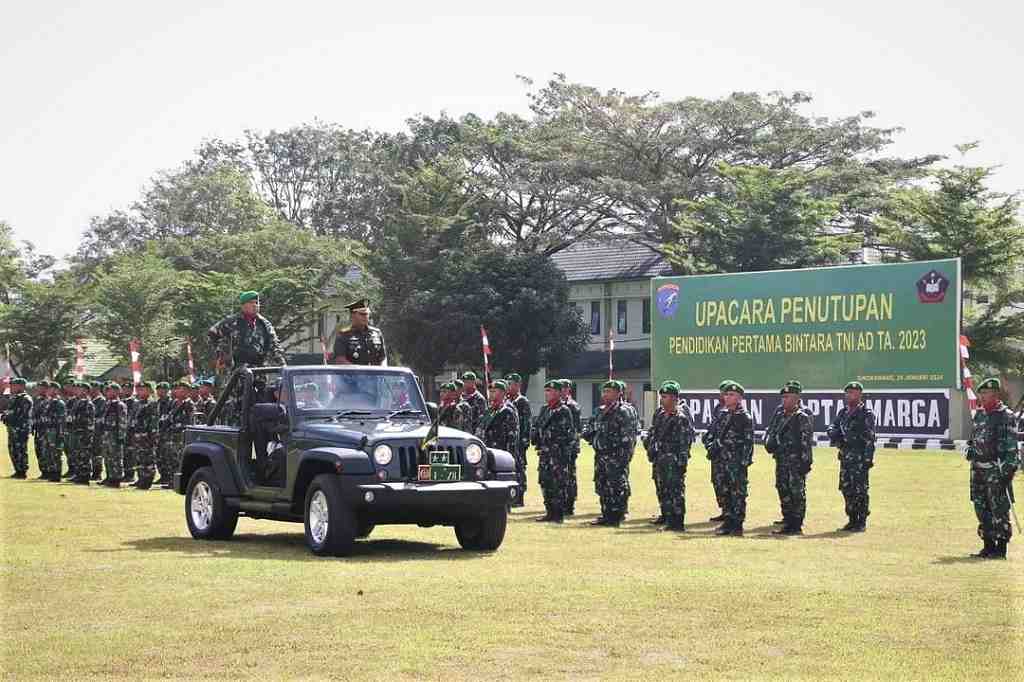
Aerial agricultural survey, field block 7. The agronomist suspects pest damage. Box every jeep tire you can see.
[454,506,508,551]
[185,466,239,541]
[304,474,357,556]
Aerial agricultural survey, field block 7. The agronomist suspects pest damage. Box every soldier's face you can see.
[157,389,167,399]
[351,310,369,328]
[544,388,560,404]
[560,387,572,399]
[489,388,505,403]
[138,389,150,400]
[464,380,475,392]
[782,393,800,410]
[978,389,998,408]
[844,389,862,406]
[241,301,259,316]
[199,387,211,397]
[659,393,676,411]
[601,388,618,404]
[105,389,117,399]
[723,391,741,409]
[173,387,187,400]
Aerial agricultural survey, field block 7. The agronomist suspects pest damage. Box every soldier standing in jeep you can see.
[208,291,287,370]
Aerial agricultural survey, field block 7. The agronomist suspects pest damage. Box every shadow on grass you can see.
[91,534,487,562]
[932,555,992,565]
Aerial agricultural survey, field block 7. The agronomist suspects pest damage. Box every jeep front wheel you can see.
[454,506,507,551]
[185,466,238,540]
[304,475,357,556]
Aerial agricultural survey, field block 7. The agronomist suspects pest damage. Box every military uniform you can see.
[90,384,108,479]
[98,387,128,486]
[331,325,387,365]
[827,382,877,531]
[764,381,814,534]
[643,381,695,530]
[438,388,473,432]
[531,380,575,522]
[458,373,487,434]
[60,384,77,477]
[67,383,96,483]
[155,384,174,483]
[41,387,66,481]
[164,392,195,479]
[30,386,48,477]
[701,382,731,520]
[714,381,755,535]
[506,374,532,506]
[2,379,33,477]
[131,388,161,487]
[583,382,634,526]
[122,388,140,483]
[560,381,582,515]
[477,392,520,456]
[966,378,1020,559]
[208,314,286,369]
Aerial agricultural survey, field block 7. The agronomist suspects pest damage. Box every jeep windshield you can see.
[288,370,427,416]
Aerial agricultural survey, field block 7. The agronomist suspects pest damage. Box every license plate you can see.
[417,463,461,481]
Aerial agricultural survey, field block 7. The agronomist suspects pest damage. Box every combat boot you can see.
[122,472,136,484]
[36,472,48,479]
[988,540,1007,559]
[589,517,609,526]
[972,539,994,558]
[12,471,27,479]
[72,476,90,485]
[849,516,866,532]
[715,522,734,535]
[840,518,856,531]
[48,472,62,482]
[535,513,553,522]
[709,513,726,522]
[649,515,666,525]
[772,519,786,526]
[605,515,621,528]
[662,516,685,532]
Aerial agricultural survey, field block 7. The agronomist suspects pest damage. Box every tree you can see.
[90,251,181,370]
[0,220,55,304]
[0,275,84,378]
[666,164,858,273]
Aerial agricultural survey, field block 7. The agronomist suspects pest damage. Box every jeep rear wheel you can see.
[304,474,357,556]
[185,466,238,541]
[455,506,507,551]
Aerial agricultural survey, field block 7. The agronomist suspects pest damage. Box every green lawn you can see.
[1,430,1021,680]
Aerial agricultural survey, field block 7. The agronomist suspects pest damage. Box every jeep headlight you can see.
[465,443,484,465]
[373,444,393,466]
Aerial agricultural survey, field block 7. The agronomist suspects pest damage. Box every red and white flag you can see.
[129,338,142,385]
[959,335,976,412]
[185,338,195,384]
[320,336,329,365]
[481,326,492,388]
[608,327,615,380]
[74,338,86,379]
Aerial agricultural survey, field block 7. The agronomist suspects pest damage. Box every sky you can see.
[2,0,1022,261]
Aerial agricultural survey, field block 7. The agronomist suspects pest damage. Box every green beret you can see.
[156,382,171,390]
[11,377,27,386]
[602,380,622,391]
[780,380,803,395]
[461,371,478,381]
[544,380,561,390]
[105,382,119,391]
[718,379,734,392]
[977,377,1001,392]
[721,381,745,395]
[843,381,865,392]
[504,373,522,383]
[440,381,456,391]
[174,380,192,389]
[239,290,260,304]
[659,380,681,395]
[489,379,508,391]
[453,379,464,389]
[140,382,156,392]
[91,381,103,389]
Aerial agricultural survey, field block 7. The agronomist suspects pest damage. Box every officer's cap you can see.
[346,298,370,314]
[559,379,574,389]
[780,380,803,395]
[489,379,508,391]
[601,380,622,391]
[977,377,1001,392]
[11,377,27,386]
[239,290,260,305]
[504,373,522,384]
[843,381,865,392]
[156,382,171,390]
[659,380,681,395]
[721,381,745,395]
[544,380,561,390]
[461,371,478,381]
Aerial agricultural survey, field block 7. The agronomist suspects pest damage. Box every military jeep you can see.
[174,365,518,556]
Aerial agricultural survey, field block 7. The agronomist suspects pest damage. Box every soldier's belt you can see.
[971,461,996,469]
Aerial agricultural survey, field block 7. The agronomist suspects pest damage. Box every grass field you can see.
[1,430,1021,680]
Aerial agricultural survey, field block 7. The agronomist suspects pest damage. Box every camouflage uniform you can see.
[643,399,695,528]
[67,391,96,481]
[584,398,634,525]
[716,403,755,532]
[531,398,575,521]
[701,403,729,517]
[477,400,520,456]
[966,397,1020,556]
[508,391,532,504]
[461,389,487,434]
[562,392,582,514]
[765,403,814,532]
[156,390,174,481]
[2,385,33,476]
[42,393,66,480]
[90,389,107,479]
[208,313,286,369]
[30,391,48,476]
[131,398,161,483]
[163,398,195,476]
[438,398,473,432]
[99,397,128,483]
[61,390,77,476]
[827,402,876,529]
[122,394,141,482]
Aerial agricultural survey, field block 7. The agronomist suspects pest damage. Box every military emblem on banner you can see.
[656,283,681,319]
[916,269,950,303]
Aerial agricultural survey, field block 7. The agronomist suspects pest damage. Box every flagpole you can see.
[608,327,614,380]
[481,326,491,388]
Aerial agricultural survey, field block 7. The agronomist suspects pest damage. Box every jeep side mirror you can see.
[425,401,438,422]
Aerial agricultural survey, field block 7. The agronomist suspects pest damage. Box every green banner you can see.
[651,259,961,390]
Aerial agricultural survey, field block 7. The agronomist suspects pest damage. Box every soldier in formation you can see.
[438,381,473,431]
[67,381,96,484]
[30,381,48,478]
[89,381,107,480]
[98,382,128,488]
[43,380,67,482]
[965,377,1019,559]
[459,372,487,433]
[827,381,876,532]
[643,381,695,531]
[2,378,33,478]
[558,379,582,516]
[713,381,755,536]
[163,380,195,481]
[131,382,161,489]
[764,380,814,535]
[120,380,138,484]
[701,380,730,522]
[531,380,575,523]
[504,373,531,507]
[583,380,634,527]
[476,380,519,456]
[329,299,387,366]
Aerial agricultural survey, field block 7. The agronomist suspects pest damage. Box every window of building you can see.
[617,300,627,335]
[591,382,601,413]
[590,301,601,335]
[642,297,651,334]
